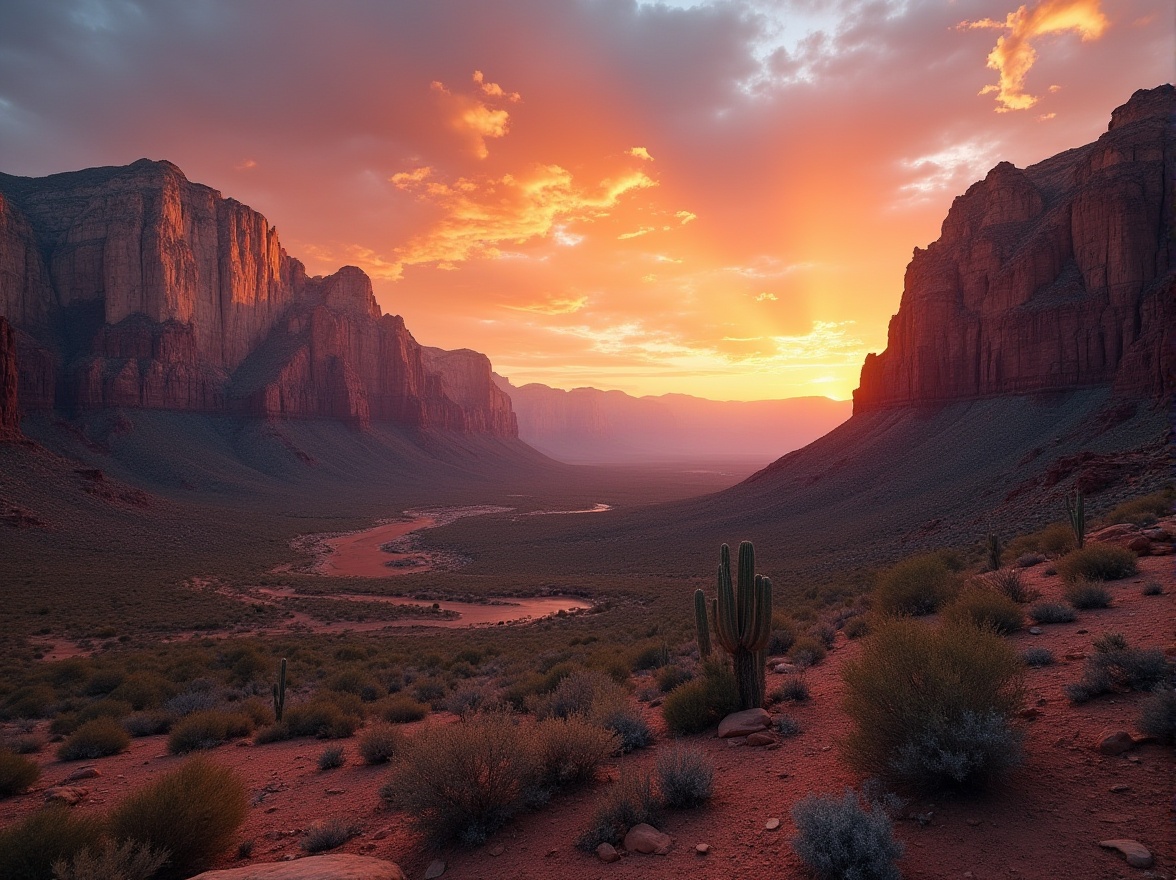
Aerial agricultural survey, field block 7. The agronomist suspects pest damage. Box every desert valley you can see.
[0,4,1173,880]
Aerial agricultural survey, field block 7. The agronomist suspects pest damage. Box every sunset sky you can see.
[1,1,1171,400]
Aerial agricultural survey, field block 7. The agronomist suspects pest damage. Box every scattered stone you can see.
[717,708,771,738]
[596,843,621,863]
[1076,629,1089,635]
[188,855,408,879]
[1098,839,1153,869]
[746,732,776,747]
[1096,730,1136,756]
[1110,785,1130,793]
[372,828,390,841]
[1028,627,1042,635]
[325,788,344,795]
[1018,707,1041,720]
[44,786,88,806]
[772,663,797,674]
[649,698,663,708]
[546,848,557,857]
[489,844,504,857]
[624,823,673,855]
[1126,536,1152,554]
[425,860,446,879]
[966,819,981,827]
[764,818,780,831]
[695,844,710,855]
[62,766,100,783]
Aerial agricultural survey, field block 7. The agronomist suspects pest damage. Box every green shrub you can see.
[1057,545,1137,584]
[981,569,1038,604]
[662,660,739,736]
[378,693,430,724]
[842,620,1024,790]
[0,750,41,797]
[108,673,174,711]
[527,669,625,721]
[0,807,105,880]
[284,699,361,738]
[108,756,247,880]
[1137,688,1175,745]
[655,745,713,808]
[1063,579,1112,610]
[358,724,405,765]
[167,709,253,754]
[774,715,801,737]
[1029,602,1076,624]
[655,664,693,692]
[769,614,797,654]
[535,715,617,788]
[843,616,870,639]
[124,710,172,737]
[302,819,360,853]
[1102,489,1174,526]
[576,771,660,851]
[51,839,169,880]
[789,635,828,668]
[599,706,652,753]
[1022,647,1054,667]
[772,675,810,703]
[317,745,345,770]
[1065,633,1170,703]
[1005,522,1074,559]
[945,588,1024,635]
[1143,581,1164,596]
[2,684,58,720]
[874,554,956,616]
[58,717,130,761]
[791,790,903,880]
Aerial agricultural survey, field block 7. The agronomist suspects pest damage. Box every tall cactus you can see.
[986,532,1002,571]
[713,542,772,710]
[693,588,712,658]
[1065,489,1085,549]
[272,657,287,723]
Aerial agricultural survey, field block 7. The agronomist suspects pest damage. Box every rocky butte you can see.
[0,159,517,436]
[854,84,1174,412]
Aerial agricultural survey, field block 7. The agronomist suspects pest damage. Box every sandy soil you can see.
[4,555,1172,880]
[316,517,438,577]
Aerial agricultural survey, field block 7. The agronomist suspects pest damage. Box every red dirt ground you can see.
[3,554,1173,880]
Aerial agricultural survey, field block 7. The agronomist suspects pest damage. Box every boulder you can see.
[624,823,672,855]
[1095,730,1136,756]
[43,786,88,806]
[1098,839,1153,869]
[717,708,771,738]
[596,842,621,863]
[189,856,407,880]
[746,732,777,747]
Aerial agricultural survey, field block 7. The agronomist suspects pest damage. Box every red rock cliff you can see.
[854,84,1175,412]
[0,161,517,437]
[0,316,19,440]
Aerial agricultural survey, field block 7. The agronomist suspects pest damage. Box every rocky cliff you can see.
[854,84,1175,412]
[0,160,516,436]
[0,316,19,440]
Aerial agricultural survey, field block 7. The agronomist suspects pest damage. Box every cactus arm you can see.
[272,657,287,723]
[693,588,712,657]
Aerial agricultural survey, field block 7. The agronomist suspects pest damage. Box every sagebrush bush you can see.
[1015,552,1047,568]
[1137,688,1175,745]
[52,839,169,880]
[874,554,956,616]
[772,675,810,703]
[661,660,739,736]
[0,807,105,880]
[791,790,903,880]
[1069,634,1171,705]
[535,715,616,788]
[600,706,652,753]
[1022,647,1054,667]
[0,749,41,797]
[379,693,430,724]
[1057,545,1137,584]
[108,756,247,880]
[527,669,625,721]
[123,710,172,737]
[1029,602,1076,624]
[577,771,660,851]
[775,715,801,737]
[283,699,361,739]
[1102,489,1174,526]
[945,588,1024,635]
[982,569,1038,604]
[302,819,360,853]
[167,709,253,754]
[1006,522,1074,559]
[842,620,1024,790]
[358,724,405,764]
[656,745,713,808]
[1064,579,1112,610]
[769,615,797,654]
[1142,581,1164,596]
[318,745,345,770]
[57,717,130,761]
[790,635,828,668]
[656,664,693,692]
[843,616,870,639]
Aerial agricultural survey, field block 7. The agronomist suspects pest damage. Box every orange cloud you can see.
[503,295,589,315]
[627,146,654,161]
[960,0,1109,111]
[431,71,520,158]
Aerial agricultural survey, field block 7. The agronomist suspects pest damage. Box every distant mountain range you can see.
[493,375,850,463]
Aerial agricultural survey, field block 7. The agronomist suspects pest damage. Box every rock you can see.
[695,844,710,855]
[1110,784,1130,793]
[1029,627,1042,635]
[764,818,781,831]
[1098,839,1154,869]
[1126,536,1152,554]
[1017,707,1041,720]
[1142,527,1172,541]
[424,860,446,879]
[717,708,771,738]
[596,842,620,863]
[623,823,672,855]
[188,855,408,879]
[44,786,88,806]
[62,766,101,783]
[853,85,1176,413]
[489,844,504,857]
[1096,730,1136,756]
[746,732,777,747]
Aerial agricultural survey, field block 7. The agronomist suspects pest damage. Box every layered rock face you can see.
[0,316,19,440]
[0,160,516,436]
[854,84,1175,412]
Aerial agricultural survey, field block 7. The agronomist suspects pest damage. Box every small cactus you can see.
[694,589,712,658]
[272,657,287,723]
[712,542,772,710]
[1065,489,1085,549]
[986,532,1002,571]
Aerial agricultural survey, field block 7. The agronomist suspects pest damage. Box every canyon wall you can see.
[0,316,19,440]
[854,84,1175,412]
[0,160,516,436]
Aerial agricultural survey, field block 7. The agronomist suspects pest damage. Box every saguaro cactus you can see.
[713,542,772,710]
[1065,489,1085,549]
[693,588,712,658]
[272,657,287,723]
[986,532,1002,571]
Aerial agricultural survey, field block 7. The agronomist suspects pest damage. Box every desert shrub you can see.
[253,722,292,744]
[108,673,174,711]
[167,709,253,754]
[661,660,739,736]
[1137,688,1176,745]
[844,616,870,640]
[1102,489,1174,526]
[769,614,797,655]
[982,569,1038,604]
[1057,545,1137,584]
[775,714,801,737]
[1022,647,1055,667]
[1142,581,1164,596]
[576,771,660,851]
[656,744,713,808]
[77,699,133,724]
[51,839,169,880]
[7,734,43,754]
[630,642,670,672]
[3,684,58,720]
[791,790,903,880]
[535,715,617,788]
[1065,633,1169,703]
[284,699,361,738]
[772,675,810,703]
[379,693,430,724]
[411,677,447,706]
[527,669,625,721]
[842,619,1024,791]
[1029,602,1076,624]
[1063,579,1112,610]
[874,554,956,617]
[599,706,652,753]
[945,589,1024,635]
[318,745,345,770]
[162,689,219,718]
[0,749,41,797]
[58,717,130,761]
[1015,552,1047,568]
[235,696,276,727]
[108,757,247,880]
[445,684,495,716]
[790,635,828,668]
[656,664,693,692]
[381,711,543,845]
[1006,522,1074,559]
[0,807,105,880]
[326,668,381,700]
[124,710,172,737]
[358,724,404,765]
[302,819,360,853]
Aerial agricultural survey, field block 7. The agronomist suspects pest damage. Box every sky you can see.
[0,1,1171,401]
